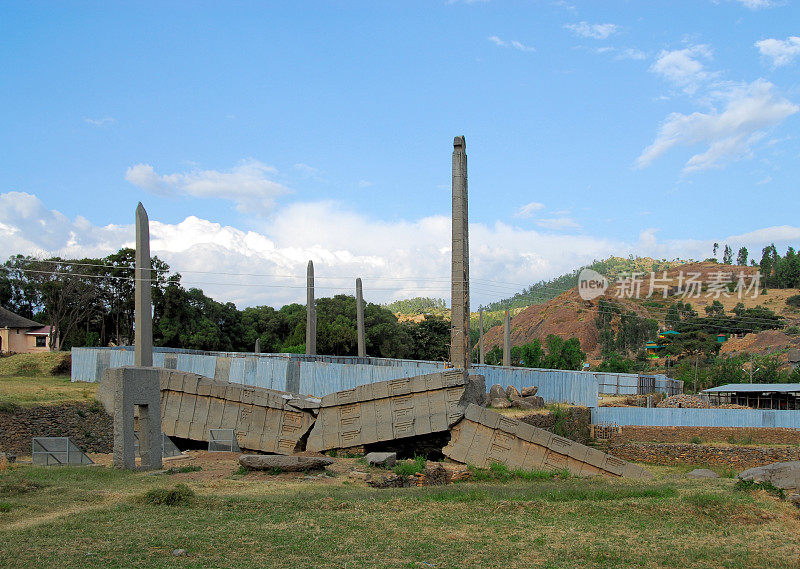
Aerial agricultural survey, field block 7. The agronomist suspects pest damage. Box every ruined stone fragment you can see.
[305,370,485,453]
[238,454,333,472]
[442,405,651,479]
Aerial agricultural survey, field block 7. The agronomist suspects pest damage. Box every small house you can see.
[0,306,57,354]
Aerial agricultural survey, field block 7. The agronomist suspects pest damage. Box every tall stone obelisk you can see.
[356,278,366,357]
[479,308,485,365]
[503,310,511,367]
[306,260,316,356]
[450,136,470,370]
[134,203,153,367]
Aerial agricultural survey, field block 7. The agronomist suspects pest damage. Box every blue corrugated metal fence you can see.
[592,407,800,428]
[71,347,677,406]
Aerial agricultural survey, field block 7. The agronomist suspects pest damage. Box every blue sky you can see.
[1,1,799,308]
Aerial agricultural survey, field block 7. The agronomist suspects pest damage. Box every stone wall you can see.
[610,425,800,445]
[520,407,592,445]
[0,402,113,456]
[606,442,800,471]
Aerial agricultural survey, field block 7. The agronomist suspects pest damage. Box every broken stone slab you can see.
[442,404,652,479]
[238,454,333,472]
[160,371,319,455]
[738,461,800,491]
[98,369,319,456]
[365,452,397,468]
[490,398,511,409]
[488,384,507,401]
[305,370,485,453]
[687,468,719,479]
[521,386,538,397]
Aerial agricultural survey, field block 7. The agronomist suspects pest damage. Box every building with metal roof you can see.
[702,383,800,410]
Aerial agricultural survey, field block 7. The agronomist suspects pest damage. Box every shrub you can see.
[550,405,569,438]
[0,502,11,513]
[689,436,702,445]
[734,478,785,500]
[786,295,800,309]
[393,455,427,476]
[786,325,800,336]
[143,483,195,506]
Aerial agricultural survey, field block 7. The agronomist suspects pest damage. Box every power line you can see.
[2,266,786,329]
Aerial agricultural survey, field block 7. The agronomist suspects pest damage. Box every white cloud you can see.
[755,37,800,68]
[358,180,373,188]
[734,0,781,8]
[6,192,800,308]
[565,22,619,40]
[125,159,289,215]
[650,45,715,94]
[757,175,772,185]
[84,117,115,127]
[514,201,545,218]
[593,47,647,60]
[637,79,798,172]
[617,48,647,61]
[535,217,581,230]
[488,35,535,52]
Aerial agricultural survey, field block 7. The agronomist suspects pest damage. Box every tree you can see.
[736,247,748,266]
[713,242,719,257]
[518,339,543,368]
[704,300,724,317]
[722,245,733,265]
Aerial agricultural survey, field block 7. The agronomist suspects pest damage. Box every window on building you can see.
[35,336,46,348]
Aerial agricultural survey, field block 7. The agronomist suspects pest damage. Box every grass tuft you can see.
[393,455,427,476]
[166,465,202,475]
[142,483,195,506]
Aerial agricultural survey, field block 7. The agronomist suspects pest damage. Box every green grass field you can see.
[0,352,96,408]
[0,464,798,569]
[0,375,97,408]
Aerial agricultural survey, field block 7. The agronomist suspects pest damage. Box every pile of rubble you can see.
[487,384,545,410]
[657,395,710,409]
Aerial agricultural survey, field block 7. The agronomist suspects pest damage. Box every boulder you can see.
[490,398,511,409]
[238,454,334,472]
[687,468,719,479]
[488,384,507,401]
[510,398,535,410]
[506,385,521,399]
[365,452,397,468]
[521,386,539,397]
[523,396,545,409]
[738,461,800,491]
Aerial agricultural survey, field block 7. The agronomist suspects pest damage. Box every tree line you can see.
[0,249,452,360]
